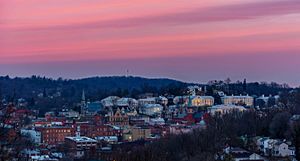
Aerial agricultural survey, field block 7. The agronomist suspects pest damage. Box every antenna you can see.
[126,69,129,77]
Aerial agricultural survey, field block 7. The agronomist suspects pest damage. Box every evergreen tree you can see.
[43,88,47,98]
[243,79,247,93]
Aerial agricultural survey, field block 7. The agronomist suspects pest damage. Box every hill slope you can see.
[0,76,188,101]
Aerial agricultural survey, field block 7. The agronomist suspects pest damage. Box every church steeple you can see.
[81,90,86,102]
[188,96,192,107]
[81,90,87,115]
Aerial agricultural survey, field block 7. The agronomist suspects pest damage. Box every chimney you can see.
[76,126,80,138]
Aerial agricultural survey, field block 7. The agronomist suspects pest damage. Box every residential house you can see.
[256,137,295,157]
[273,141,295,157]
[139,104,163,116]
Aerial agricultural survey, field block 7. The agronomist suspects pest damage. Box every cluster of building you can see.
[0,85,287,160]
[256,137,295,157]
[221,137,296,161]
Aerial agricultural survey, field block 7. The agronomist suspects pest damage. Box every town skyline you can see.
[2,1,300,160]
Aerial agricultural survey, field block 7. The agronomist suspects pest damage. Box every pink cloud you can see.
[0,0,300,85]
[3,0,299,32]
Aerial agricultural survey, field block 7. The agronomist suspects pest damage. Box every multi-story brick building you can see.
[123,126,151,142]
[36,126,75,145]
[108,108,129,127]
[79,124,121,138]
[65,136,98,158]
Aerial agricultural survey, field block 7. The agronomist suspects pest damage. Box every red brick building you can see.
[108,109,129,127]
[36,126,75,145]
[80,124,121,138]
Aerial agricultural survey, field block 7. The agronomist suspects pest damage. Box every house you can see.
[256,137,269,152]
[157,96,168,106]
[138,96,168,107]
[262,138,278,156]
[138,98,156,106]
[58,109,80,118]
[273,141,295,157]
[169,124,193,135]
[129,115,150,126]
[95,136,118,144]
[256,137,295,157]
[101,96,138,110]
[116,98,138,109]
[172,112,197,125]
[225,147,265,161]
[139,104,163,116]
[148,118,165,126]
[126,109,138,117]
[30,155,58,161]
[101,96,120,107]
[249,153,265,160]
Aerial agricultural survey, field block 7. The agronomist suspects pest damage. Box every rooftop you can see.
[65,136,97,143]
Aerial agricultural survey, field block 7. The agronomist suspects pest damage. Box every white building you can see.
[173,96,214,107]
[187,85,202,96]
[208,105,246,115]
[139,104,163,116]
[30,155,58,161]
[221,95,254,107]
[65,136,97,158]
[101,96,138,109]
[138,98,156,106]
[95,136,118,144]
[138,96,168,106]
[148,118,165,126]
[58,109,79,118]
[116,98,138,108]
[169,124,193,135]
[273,142,293,157]
[101,96,120,107]
[256,138,295,157]
[157,96,168,106]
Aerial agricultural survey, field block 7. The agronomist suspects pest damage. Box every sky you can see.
[0,0,300,86]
